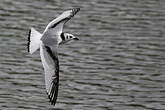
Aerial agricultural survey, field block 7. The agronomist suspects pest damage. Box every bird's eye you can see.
[70,36,72,38]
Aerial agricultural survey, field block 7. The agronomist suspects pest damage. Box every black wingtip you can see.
[75,7,80,11]
[45,75,59,106]
[72,8,80,15]
[47,92,58,106]
[27,29,31,52]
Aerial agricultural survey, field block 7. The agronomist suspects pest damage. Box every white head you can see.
[59,32,79,45]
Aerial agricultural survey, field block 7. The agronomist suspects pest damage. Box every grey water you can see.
[0,0,165,110]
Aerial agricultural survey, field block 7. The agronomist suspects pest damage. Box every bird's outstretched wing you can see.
[41,8,80,47]
[39,8,80,106]
[40,44,59,105]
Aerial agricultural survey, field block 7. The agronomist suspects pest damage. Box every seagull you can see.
[27,8,80,106]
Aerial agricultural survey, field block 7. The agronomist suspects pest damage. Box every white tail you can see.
[27,28,42,54]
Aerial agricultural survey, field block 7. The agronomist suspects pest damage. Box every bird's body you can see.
[27,8,80,105]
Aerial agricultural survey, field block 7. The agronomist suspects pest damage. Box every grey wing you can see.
[40,44,59,105]
[41,8,80,46]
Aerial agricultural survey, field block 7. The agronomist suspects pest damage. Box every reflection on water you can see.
[0,0,165,110]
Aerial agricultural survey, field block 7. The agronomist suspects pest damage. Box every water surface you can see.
[0,0,165,110]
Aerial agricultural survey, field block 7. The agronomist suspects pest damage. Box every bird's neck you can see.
[60,32,65,41]
[59,32,66,45]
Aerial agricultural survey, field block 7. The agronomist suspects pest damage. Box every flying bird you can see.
[27,8,80,105]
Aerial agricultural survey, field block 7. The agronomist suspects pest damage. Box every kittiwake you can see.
[27,8,80,106]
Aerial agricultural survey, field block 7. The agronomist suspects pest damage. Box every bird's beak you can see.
[73,37,79,40]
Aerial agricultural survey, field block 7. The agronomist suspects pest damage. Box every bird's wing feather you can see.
[40,43,59,105]
[41,8,80,47]
[39,8,80,106]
